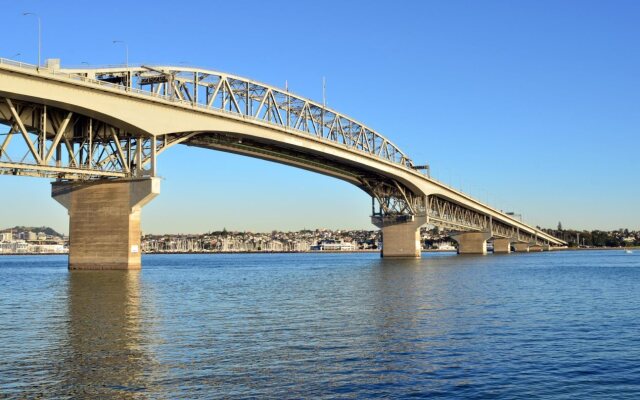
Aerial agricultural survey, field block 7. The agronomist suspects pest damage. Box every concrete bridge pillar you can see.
[513,243,530,252]
[493,238,514,254]
[52,178,160,270]
[373,215,427,258]
[450,232,492,255]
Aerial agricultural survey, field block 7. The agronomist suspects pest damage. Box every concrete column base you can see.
[373,215,427,258]
[52,178,160,270]
[529,245,545,252]
[493,238,514,254]
[451,231,492,255]
[513,243,530,252]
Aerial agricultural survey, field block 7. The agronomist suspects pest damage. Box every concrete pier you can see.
[374,215,427,258]
[451,232,492,255]
[52,178,160,270]
[493,238,514,254]
[513,243,530,252]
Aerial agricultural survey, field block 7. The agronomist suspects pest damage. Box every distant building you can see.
[0,241,29,253]
[0,232,12,242]
[29,244,66,253]
[435,242,456,251]
[312,240,357,251]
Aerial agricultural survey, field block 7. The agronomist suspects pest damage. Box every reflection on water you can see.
[2,251,640,398]
[61,271,153,398]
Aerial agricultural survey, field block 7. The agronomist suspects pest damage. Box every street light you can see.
[506,212,523,222]
[112,40,128,68]
[22,12,41,68]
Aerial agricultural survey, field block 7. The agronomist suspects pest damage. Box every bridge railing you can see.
[0,58,40,71]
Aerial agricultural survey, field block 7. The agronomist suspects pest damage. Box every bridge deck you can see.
[0,58,566,246]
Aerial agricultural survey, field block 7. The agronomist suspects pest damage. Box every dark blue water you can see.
[1,251,639,399]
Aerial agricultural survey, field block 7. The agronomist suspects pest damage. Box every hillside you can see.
[0,226,64,237]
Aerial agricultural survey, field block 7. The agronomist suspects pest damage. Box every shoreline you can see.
[1,247,637,256]
[554,246,639,251]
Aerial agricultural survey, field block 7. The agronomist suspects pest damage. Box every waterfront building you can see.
[434,242,457,251]
[0,241,29,253]
[312,240,357,251]
[29,244,66,253]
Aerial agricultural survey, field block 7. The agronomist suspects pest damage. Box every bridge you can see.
[0,57,566,269]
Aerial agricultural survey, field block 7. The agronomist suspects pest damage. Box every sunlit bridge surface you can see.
[1,251,640,398]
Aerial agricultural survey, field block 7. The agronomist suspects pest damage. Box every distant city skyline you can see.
[1,0,639,234]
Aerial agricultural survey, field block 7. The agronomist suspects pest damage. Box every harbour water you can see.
[1,251,639,398]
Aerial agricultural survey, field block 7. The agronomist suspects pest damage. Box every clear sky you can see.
[1,0,639,234]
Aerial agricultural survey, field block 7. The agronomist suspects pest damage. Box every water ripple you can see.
[1,251,640,398]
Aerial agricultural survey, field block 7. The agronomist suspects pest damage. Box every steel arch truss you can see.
[0,97,190,179]
[72,67,415,168]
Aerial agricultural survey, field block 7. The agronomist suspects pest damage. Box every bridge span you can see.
[0,58,565,269]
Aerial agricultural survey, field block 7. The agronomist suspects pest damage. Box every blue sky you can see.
[1,0,638,234]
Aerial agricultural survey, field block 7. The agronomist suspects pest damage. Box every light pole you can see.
[112,40,130,89]
[112,40,128,68]
[22,12,41,68]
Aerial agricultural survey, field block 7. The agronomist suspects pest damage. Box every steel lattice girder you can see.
[0,97,194,179]
[363,180,546,243]
[426,196,544,244]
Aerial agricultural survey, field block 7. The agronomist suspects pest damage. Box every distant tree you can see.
[557,221,563,231]
[606,236,624,247]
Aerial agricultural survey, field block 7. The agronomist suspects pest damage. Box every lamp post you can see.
[112,40,128,68]
[22,12,41,68]
[112,40,130,89]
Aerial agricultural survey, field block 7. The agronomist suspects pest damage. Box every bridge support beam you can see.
[451,232,492,255]
[52,178,160,270]
[513,243,530,252]
[493,238,514,254]
[373,215,427,258]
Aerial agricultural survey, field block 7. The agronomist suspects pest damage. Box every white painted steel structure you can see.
[0,58,566,247]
